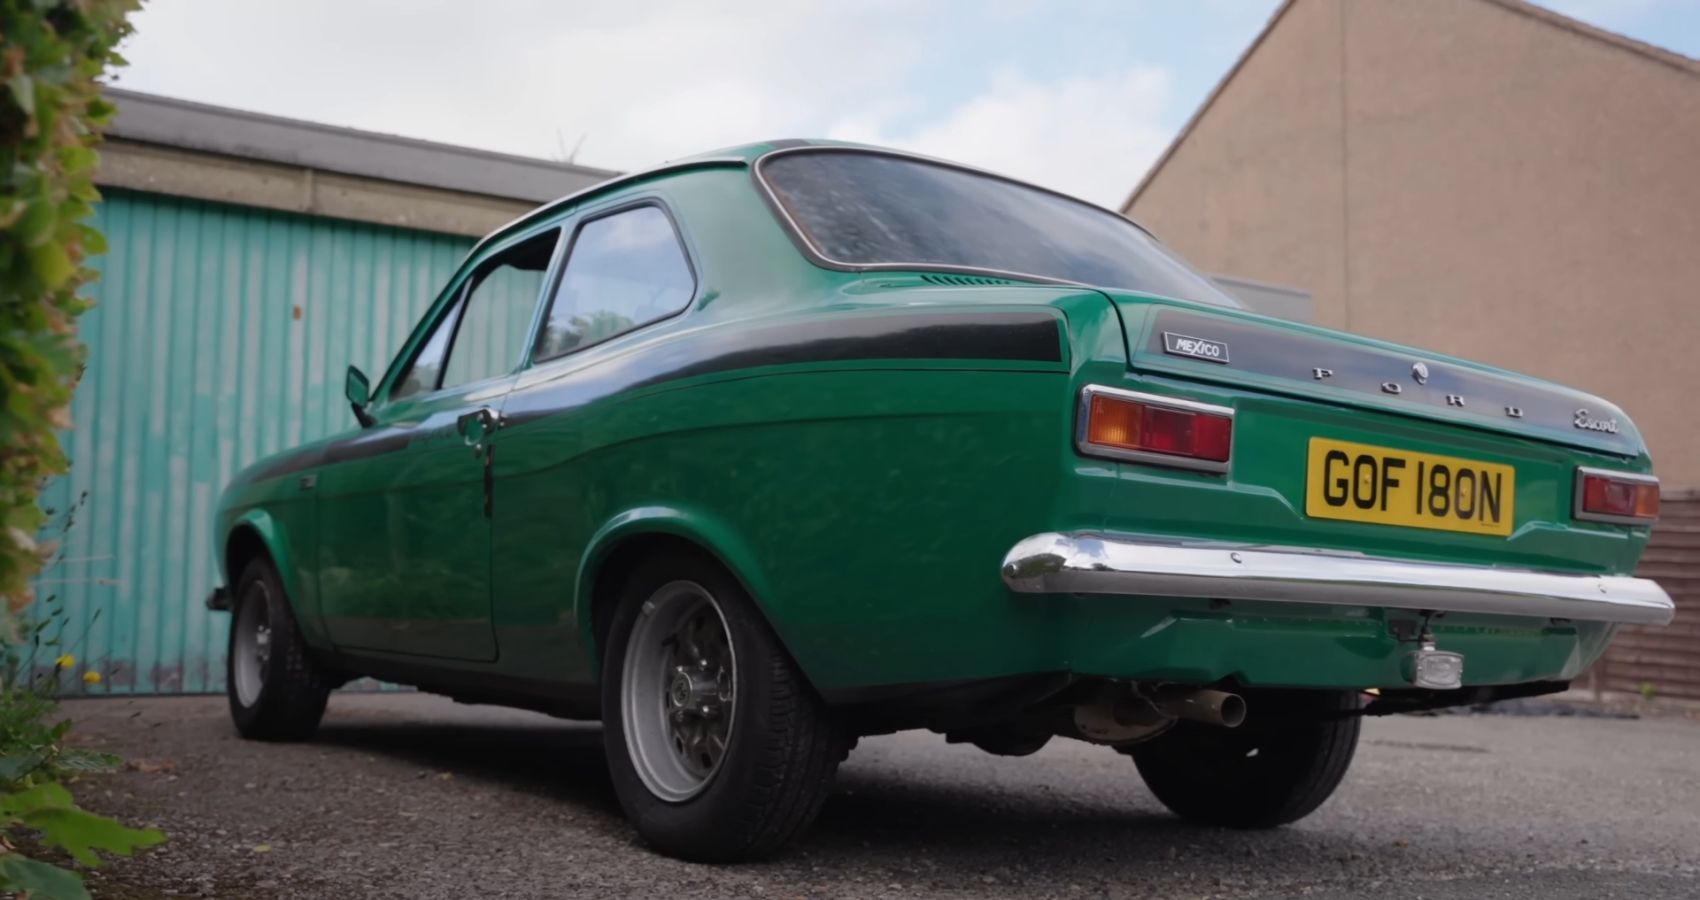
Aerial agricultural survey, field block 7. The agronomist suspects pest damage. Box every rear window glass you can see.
[760,150,1239,308]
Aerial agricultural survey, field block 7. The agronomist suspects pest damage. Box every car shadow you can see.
[312,718,623,817]
[798,767,1330,878]
[308,715,1344,879]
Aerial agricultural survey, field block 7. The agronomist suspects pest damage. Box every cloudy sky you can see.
[115,0,1700,207]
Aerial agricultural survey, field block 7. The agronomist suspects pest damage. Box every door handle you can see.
[456,406,504,454]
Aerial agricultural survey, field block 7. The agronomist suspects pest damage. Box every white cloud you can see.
[119,0,929,169]
[828,66,1175,207]
[116,1,1175,206]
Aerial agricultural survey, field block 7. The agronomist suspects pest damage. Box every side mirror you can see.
[345,365,375,428]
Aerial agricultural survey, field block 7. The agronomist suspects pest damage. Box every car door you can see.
[489,202,700,682]
[317,226,563,661]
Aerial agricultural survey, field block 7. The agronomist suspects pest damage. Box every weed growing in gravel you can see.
[0,654,165,899]
[1,582,164,897]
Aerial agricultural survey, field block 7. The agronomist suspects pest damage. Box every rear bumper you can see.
[1001,532,1674,627]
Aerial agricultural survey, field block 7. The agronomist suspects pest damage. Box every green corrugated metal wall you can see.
[36,188,474,694]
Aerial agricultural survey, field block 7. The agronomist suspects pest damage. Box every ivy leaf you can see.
[0,198,26,229]
[0,853,92,900]
[59,147,98,172]
[75,224,106,256]
[8,74,36,117]
[85,96,115,121]
[26,241,74,289]
[16,198,58,247]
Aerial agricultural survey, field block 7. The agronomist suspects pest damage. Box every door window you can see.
[534,205,695,361]
[442,230,560,389]
[388,229,560,402]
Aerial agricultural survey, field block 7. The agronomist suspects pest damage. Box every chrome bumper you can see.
[1001,532,1675,626]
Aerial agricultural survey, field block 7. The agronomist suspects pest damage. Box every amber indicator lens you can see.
[1086,394,1231,463]
[1579,472,1659,522]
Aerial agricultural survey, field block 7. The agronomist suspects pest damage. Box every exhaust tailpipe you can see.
[1157,688,1247,728]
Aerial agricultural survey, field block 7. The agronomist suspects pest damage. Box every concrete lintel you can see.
[104,88,615,204]
[96,139,537,237]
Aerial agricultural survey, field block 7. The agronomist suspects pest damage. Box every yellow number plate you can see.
[1304,438,1515,536]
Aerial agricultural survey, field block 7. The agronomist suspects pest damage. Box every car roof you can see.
[472,139,1140,258]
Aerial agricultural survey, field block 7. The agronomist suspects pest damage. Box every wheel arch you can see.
[575,505,783,671]
[222,509,308,615]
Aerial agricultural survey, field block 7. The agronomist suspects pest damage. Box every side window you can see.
[534,205,695,361]
[389,293,464,402]
[441,229,560,390]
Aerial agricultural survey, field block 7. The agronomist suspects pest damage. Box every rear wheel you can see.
[227,556,332,741]
[1129,689,1360,828]
[601,549,846,861]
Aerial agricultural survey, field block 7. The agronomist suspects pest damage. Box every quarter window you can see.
[534,206,695,361]
[390,299,462,401]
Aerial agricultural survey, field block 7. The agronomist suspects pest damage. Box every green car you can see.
[208,141,1673,861]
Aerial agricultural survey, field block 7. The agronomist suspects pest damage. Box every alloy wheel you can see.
[232,582,272,707]
[620,580,737,802]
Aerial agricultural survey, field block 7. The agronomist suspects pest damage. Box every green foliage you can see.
[0,675,162,899]
[0,0,137,623]
[0,853,89,900]
[2,782,162,867]
[0,3,158,893]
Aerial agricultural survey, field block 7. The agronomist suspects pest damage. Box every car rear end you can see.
[1004,294,1672,695]
[752,141,1671,699]
[749,141,1674,835]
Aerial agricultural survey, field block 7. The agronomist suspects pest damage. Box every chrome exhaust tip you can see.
[1158,688,1247,728]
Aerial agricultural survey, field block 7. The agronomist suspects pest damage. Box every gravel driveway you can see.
[58,692,1700,899]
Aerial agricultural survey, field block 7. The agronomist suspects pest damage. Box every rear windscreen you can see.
[760,150,1240,308]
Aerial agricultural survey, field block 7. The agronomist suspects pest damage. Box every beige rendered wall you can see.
[1127,0,1700,487]
[1129,0,1350,328]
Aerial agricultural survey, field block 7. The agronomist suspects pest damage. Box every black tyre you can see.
[1130,689,1360,828]
[601,549,846,862]
[226,556,333,741]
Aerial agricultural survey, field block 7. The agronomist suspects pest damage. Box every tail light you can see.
[1077,385,1233,473]
[1573,467,1659,525]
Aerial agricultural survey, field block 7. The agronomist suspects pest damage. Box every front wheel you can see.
[226,556,333,741]
[600,550,846,862]
[1129,689,1360,828]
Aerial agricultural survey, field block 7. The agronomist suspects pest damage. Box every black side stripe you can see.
[241,310,1064,484]
[630,309,1063,389]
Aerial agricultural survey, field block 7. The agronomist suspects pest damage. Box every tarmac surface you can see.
[59,691,1700,899]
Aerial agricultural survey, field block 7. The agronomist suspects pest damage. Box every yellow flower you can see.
[54,654,75,670]
[82,671,101,685]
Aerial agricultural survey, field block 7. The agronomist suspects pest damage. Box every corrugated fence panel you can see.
[1594,491,1700,701]
[36,189,472,695]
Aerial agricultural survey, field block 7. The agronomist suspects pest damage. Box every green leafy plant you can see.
[1,0,137,621]
[0,667,162,900]
[2,1,153,895]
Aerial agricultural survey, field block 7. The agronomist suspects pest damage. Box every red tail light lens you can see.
[1080,387,1233,472]
[1574,468,1659,524]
